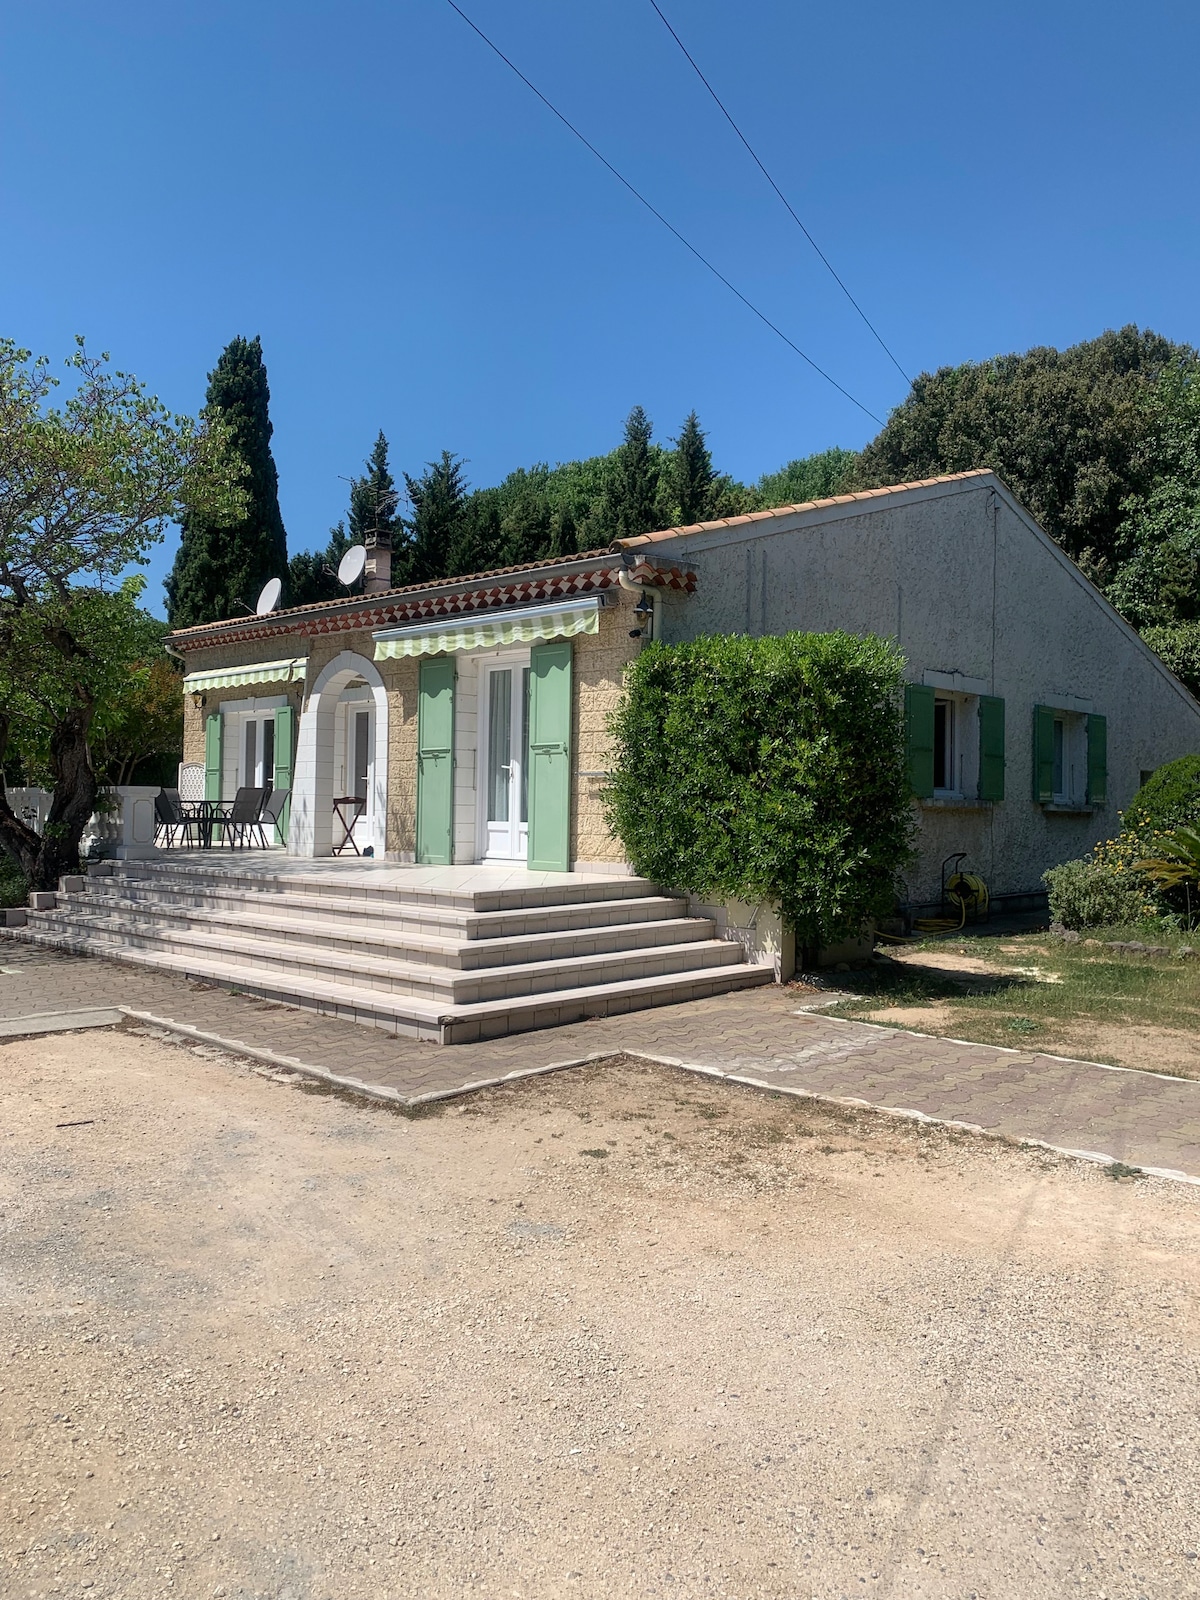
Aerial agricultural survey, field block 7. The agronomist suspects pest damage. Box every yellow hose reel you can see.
[913,870,990,934]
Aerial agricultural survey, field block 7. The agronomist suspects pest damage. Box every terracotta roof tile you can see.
[611,469,997,549]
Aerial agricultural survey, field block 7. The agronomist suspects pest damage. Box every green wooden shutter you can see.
[1032,705,1056,802]
[978,695,1005,802]
[1087,713,1108,806]
[905,684,935,799]
[527,639,573,871]
[273,704,295,843]
[416,657,455,865]
[204,713,222,803]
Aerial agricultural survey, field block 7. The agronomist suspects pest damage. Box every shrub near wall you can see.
[605,631,912,952]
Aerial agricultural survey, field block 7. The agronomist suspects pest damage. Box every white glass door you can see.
[242,713,275,790]
[482,661,530,860]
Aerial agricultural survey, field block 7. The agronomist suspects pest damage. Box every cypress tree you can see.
[405,452,469,584]
[166,336,288,626]
[672,410,716,524]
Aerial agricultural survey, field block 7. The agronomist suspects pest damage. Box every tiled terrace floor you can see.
[2,940,1198,1181]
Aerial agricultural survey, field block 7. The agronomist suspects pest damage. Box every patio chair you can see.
[221,786,269,848]
[248,786,290,849]
[154,788,197,849]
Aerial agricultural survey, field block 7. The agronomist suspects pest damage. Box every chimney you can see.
[364,533,391,594]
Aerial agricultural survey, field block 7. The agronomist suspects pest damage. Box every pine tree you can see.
[602,406,660,540]
[349,431,411,580]
[672,410,716,525]
[286,522,354,608]
[405,452,469,584]
[166,336,288,626]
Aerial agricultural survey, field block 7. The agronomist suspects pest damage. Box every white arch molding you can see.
[289,651,389,858]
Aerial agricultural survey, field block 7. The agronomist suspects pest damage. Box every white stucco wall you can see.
[650,475,1200,905]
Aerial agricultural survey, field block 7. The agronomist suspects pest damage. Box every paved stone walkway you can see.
[2,941,1199,1181]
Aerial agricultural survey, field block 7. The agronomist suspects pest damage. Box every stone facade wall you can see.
[571,590,641,868]
[178,632,309,772]
[175,601,641,866]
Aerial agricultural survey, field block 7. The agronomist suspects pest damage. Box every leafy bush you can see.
[1123,752,1200,831]
[0,850,28,909]
[1043,856,1151,930]
[604,631,912,950]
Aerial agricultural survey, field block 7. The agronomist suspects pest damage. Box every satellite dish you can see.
[255,577,283,615]
[337,545,367,587]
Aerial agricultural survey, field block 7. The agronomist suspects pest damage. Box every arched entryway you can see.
[289,651,389,858]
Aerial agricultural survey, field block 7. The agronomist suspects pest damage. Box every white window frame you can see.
[475,646,532,863]
[1051,711,1088,806]
[216,694,286,801]
[932,693,981,801]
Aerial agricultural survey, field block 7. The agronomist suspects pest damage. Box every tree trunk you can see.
[0,708,98,894]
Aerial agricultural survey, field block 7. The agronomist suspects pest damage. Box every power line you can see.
[442,0,884,425]
[648,0,911,386]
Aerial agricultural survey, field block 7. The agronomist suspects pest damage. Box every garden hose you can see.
[913,871,990,934]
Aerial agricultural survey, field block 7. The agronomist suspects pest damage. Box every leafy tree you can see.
[89,612,184,785]
[406,451,469,583]
[0,338,240,891]
[1140,623,1200,698]
[1106,361,1200,627]
[853,326,1189,575]
[755,446,858,509]
[166,335,288,626]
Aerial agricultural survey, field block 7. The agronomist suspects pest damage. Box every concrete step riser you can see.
[9,922,770,1043]
[58,896,713,969]
[26,910,744,1003]
[84,883,689,940]
[108,866,658,914]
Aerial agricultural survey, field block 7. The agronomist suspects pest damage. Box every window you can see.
[1052,716,1066,801]
[933,697,954,792]
[906,684,1004,802]
[1033,706,1107,806]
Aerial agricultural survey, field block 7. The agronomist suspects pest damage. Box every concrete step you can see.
[104,859,660,913]
[30,904,744,1003]
[10,920,772,1044]
[80,877,692,941]
[53,892,715,970]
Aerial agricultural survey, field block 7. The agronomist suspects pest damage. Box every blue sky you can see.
[3,0,1200,614]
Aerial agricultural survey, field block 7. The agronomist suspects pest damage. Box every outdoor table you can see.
[332,795,366,856]
[183,799,232,849]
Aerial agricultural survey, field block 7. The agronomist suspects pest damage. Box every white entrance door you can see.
[480,658,530,861]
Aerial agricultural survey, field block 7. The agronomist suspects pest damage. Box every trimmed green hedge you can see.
[1124,753,1200,832]
[604,631,912,950]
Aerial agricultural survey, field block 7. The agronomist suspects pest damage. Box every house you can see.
[170,468,1200,913]
[14,469,1196,1042]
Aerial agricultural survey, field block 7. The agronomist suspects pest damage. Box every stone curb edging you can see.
[5,1003,1197,1187]
[0,1007,126,1037]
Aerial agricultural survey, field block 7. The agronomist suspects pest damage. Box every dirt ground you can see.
[3,1026,1199,1600]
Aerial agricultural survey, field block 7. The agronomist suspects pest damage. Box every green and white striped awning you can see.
[182,657,308,693]
[373,596,601,660]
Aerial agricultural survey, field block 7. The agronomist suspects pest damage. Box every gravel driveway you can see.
[2,1025,1198,1599]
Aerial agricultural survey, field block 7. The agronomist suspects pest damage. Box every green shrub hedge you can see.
[1123,753,1200,832]
[604,631,912,950]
